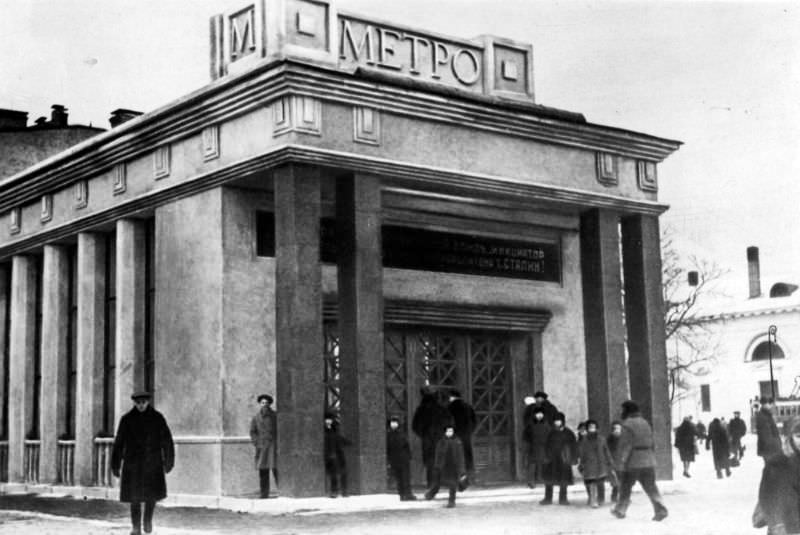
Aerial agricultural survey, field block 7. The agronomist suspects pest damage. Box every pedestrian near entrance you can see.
[728,411,747,462]
[611,400,668,522]
[447,389,477,476]
[532,391,559,425]
[606,421,623,504]
[756,397,782,462]
[249,394,277,498]
[324,412,351,498]
[111,391,175,535]
[412,387,451,487]
[756,416,800,535]
[424,423,467,508]
[540,412,577,506]
[386,416,416,501]
[522,405,551,489]
[706,418,731,479]
[577,419,615,508]
[674,416,697,478]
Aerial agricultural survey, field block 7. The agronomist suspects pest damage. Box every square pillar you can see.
[274,164,325,497]
[74,233,106,486]
[336,172,385,494]
[580,209,629,432]
[39,245,71,483]
[7,255,38,482]
[115,219,146,422]
[0,264,9,444]
[621,214,671,479]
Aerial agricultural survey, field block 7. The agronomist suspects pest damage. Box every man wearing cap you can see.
[111,391,174,535]
[728,410,747,462]
[532,391,559,426]
[756,397,782,462]
[611,400,668,522]
[250,394,278,498]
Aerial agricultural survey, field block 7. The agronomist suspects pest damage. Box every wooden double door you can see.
[324,325,516,485]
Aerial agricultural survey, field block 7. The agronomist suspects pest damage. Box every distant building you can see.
[0,105,104,180]
[671,246,800,428]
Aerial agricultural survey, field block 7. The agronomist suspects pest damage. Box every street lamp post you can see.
[768,325,778,400]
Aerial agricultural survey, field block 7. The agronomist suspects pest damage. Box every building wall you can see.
[0,128,102,180]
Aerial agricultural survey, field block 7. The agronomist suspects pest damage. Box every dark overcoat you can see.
[433,436,466,487]
[674,420,697,462]
[756,408,781,459]
[542,426,577,485]
[536,400,559,425]
[578,433,614,480]
[250,407,276,470]
[111,406,174,503]
[523,420,551,463]
[448,398,476,469]
[324,423,350,473]
[759,451,800,533]
[705,418,730,470]
[728,416,747,441]
[412,392,451,468]
[386,429,412,469]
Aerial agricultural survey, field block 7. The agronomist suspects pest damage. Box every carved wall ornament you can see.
[637,160,658,192]
[113,163,127,195]
[202,124,220,161]
[272,95,322,137]
[353,106,381,145]
[9,207,21,235]
[41,194,53,223]
[74,179,89,209]
[595,152,618,186]
[153,145,171,180]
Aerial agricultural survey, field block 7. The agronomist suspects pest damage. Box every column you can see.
[7,255,38,482]
[336,173,385,494]
[115,219,146,423]
[579,209,629,432]
[74,233,106,486]
[621,214,671,479]
[274,164,325,497]
[39,245,70,483]
[0,264,9,455]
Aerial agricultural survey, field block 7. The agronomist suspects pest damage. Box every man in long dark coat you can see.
[705,418,731,478]
[447,389,477,476]
[324,412,350,498]
[540,412,577,505]
[523,405,551,488]
[674,416,697,478]
[533,391,559,425]
[249,393,277,498]
[756,397,782,462]
[412,387,451,487]
[111,391,174,535]
[728,411,747,462]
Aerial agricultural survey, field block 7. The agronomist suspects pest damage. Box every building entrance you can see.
[323,324,516,485]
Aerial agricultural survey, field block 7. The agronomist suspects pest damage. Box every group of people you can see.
[674,410,748,479]
[521,392,668,521]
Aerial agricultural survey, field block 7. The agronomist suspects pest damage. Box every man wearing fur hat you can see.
[111,391,174,535]
[611,400,668,522]
[250,394,278,498]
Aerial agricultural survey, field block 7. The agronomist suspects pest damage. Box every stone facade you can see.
[0,0,680,497]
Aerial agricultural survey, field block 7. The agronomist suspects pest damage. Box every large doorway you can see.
[324,324,516,485]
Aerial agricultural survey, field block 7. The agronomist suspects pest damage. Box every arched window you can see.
[752,341,785,361]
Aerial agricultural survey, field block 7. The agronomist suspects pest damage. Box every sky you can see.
[1,0,798,300]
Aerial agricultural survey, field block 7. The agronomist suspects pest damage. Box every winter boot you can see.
[589,485,599,508]
[540,485,553,505]
[558,485,569,505]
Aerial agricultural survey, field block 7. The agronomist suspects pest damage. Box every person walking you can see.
[674,416,697,478]
[386,415,416,501]
[757,416,800,535]
[606,421,623,504]
[424,423,467,508]
[577,419,615,508]
[611,400,668,522]
[522,405,551,489]
[540,412,577,506]
[706,417,731,479]
[447,389,477,477]
[324,412,350,498]
[111,391,175,535]
[412,387,451,487]
[249,394,278,498]
[728,411,747,462]
[756,397,782,463]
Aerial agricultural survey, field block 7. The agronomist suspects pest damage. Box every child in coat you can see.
[386,415,416,501]
[424,423,467,508]
[606,421,623,503]
[578,419,615,508]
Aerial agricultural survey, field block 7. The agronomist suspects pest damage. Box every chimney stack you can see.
[109,108,143,128]
[0,109,28,130]
[50,104,68,127]
[747,246,761,298]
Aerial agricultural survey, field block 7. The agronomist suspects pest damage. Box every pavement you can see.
[0,435,765,534]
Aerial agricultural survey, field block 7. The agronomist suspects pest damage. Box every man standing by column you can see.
[756,397,782,463]
[250,394,278,498]
[611,400,668,522]
[111,391,174,535]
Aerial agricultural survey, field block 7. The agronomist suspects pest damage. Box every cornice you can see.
[0,144,668,261]
[0,60,680,213]
[698,304,800,323]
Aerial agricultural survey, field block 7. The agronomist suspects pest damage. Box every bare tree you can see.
[661,226,728,404]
